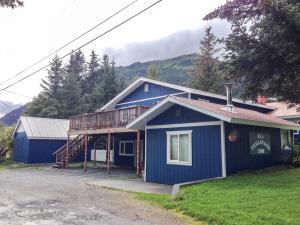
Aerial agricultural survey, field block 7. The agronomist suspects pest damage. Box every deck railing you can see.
[69,105,150,131]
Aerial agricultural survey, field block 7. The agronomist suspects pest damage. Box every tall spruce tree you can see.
[40,55,63,99]
[189,26,224,94]
[66,49,86,81]
[83,50,101,95]
[204,0,300,109]
[59,73,82,118]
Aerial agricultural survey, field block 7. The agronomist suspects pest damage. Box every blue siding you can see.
[13,132,29,163]
[146,104,222,184]
[191,93,272,113]
[225,123,290,174]
[146,126,222,185]
[113,132,145,167]
[27,139,66,164]
[148,104,219,126]
[115,82,186,108]
[115,93,188,109]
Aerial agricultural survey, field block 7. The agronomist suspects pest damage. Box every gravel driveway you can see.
[0,167,188,225]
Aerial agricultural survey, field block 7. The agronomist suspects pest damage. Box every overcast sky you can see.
[0,0,227,104]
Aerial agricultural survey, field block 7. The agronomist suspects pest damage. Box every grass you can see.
[136,167,300,225]
[0,159,33,170]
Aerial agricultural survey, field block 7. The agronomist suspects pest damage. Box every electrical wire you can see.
[0,0,163,93]
[0,0,139,87]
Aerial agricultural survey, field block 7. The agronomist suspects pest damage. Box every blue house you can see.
[53,78,300,184]
[13,117,69,164]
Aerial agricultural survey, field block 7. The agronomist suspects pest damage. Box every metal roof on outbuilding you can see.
[13,116,69,140]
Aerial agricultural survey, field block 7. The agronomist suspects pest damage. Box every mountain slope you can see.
[0,106,25,126]
[116,53,197,85]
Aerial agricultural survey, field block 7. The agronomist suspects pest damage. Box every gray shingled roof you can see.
[13,116,69,140]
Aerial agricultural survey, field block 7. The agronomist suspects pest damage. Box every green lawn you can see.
[137,167,300,225]
[0,159,32,170]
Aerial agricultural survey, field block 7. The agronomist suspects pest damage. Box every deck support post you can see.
[107,133,111,174]
[93,140,96,168]
[84,134,88,172]
[136,130,141,177]
[66,134,70,168]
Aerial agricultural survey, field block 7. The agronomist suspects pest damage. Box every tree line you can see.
[193,0,299,110]
[26,50,125,118]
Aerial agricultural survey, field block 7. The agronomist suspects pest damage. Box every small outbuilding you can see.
[12,116,69,164]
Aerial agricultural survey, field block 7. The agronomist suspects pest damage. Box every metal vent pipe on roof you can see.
[225,83,234,112]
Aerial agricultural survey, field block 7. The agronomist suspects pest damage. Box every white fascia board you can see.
[99,78,145,111]
[100,77,274,112]
[146,121,222,129]
[231,118,300,131]
[27,136,68,140]
[127,97,232,130]
[140,78,274,110]
[126,98,175,130]
[11,118,22,138]
[169,97,232,123]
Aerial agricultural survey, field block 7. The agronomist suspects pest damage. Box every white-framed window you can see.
[293,122,300,134]
[167,130,192,166]
[119,141,134,156]
[144,83,149,92]
[281,129,292,150]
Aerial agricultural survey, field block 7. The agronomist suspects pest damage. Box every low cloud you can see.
[105,20,230,66]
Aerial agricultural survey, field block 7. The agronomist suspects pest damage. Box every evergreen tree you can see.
[94,56,121,106]
[189,26,224,94]
[40,55,63,99]
[147,64,160,80]
[204,0,300,109]
[0,0,23,8]
[82,50,101,95]
[65,49,86,81]
[59,73,82,118]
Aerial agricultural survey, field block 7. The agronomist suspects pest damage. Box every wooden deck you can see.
[69,105,149,134]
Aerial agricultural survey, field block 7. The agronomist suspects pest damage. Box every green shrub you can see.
[289,145,300,167]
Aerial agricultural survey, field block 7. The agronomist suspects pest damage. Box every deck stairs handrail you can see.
[53,134,89,168]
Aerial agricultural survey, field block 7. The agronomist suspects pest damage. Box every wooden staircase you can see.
[52,135,87,168]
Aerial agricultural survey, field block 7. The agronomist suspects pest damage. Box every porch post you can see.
[107,133,111,174]
[84,134,88,172]
[66,134,70,168]
[136,130,141,177]
[93,140,96,168]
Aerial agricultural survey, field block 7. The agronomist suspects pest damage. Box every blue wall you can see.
[225,123,290,174]
[146,105,222,184]
[13,132,29,163]
[13,132,67,164]
[115,82,186,109]
[146,126,222,185]
[148,104,218,126]
[27,139,67,164]
[113,132,145,167]
[114,81,272,113]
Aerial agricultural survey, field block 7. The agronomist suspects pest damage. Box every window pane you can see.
[120,142,125,154]
[125,142,134,155]
[170,135,178,160]
[179,134,189,162]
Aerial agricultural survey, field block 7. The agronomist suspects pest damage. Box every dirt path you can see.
[0,167,189,225]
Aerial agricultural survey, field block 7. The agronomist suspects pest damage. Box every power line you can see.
[0,0,139,87]
[3,90,33,99]
[0,0,163,93]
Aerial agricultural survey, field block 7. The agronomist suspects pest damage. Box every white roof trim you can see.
[99,77,275,111]
[127,97,300,131]
[126,97,232,130]
[12,116,69,140]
